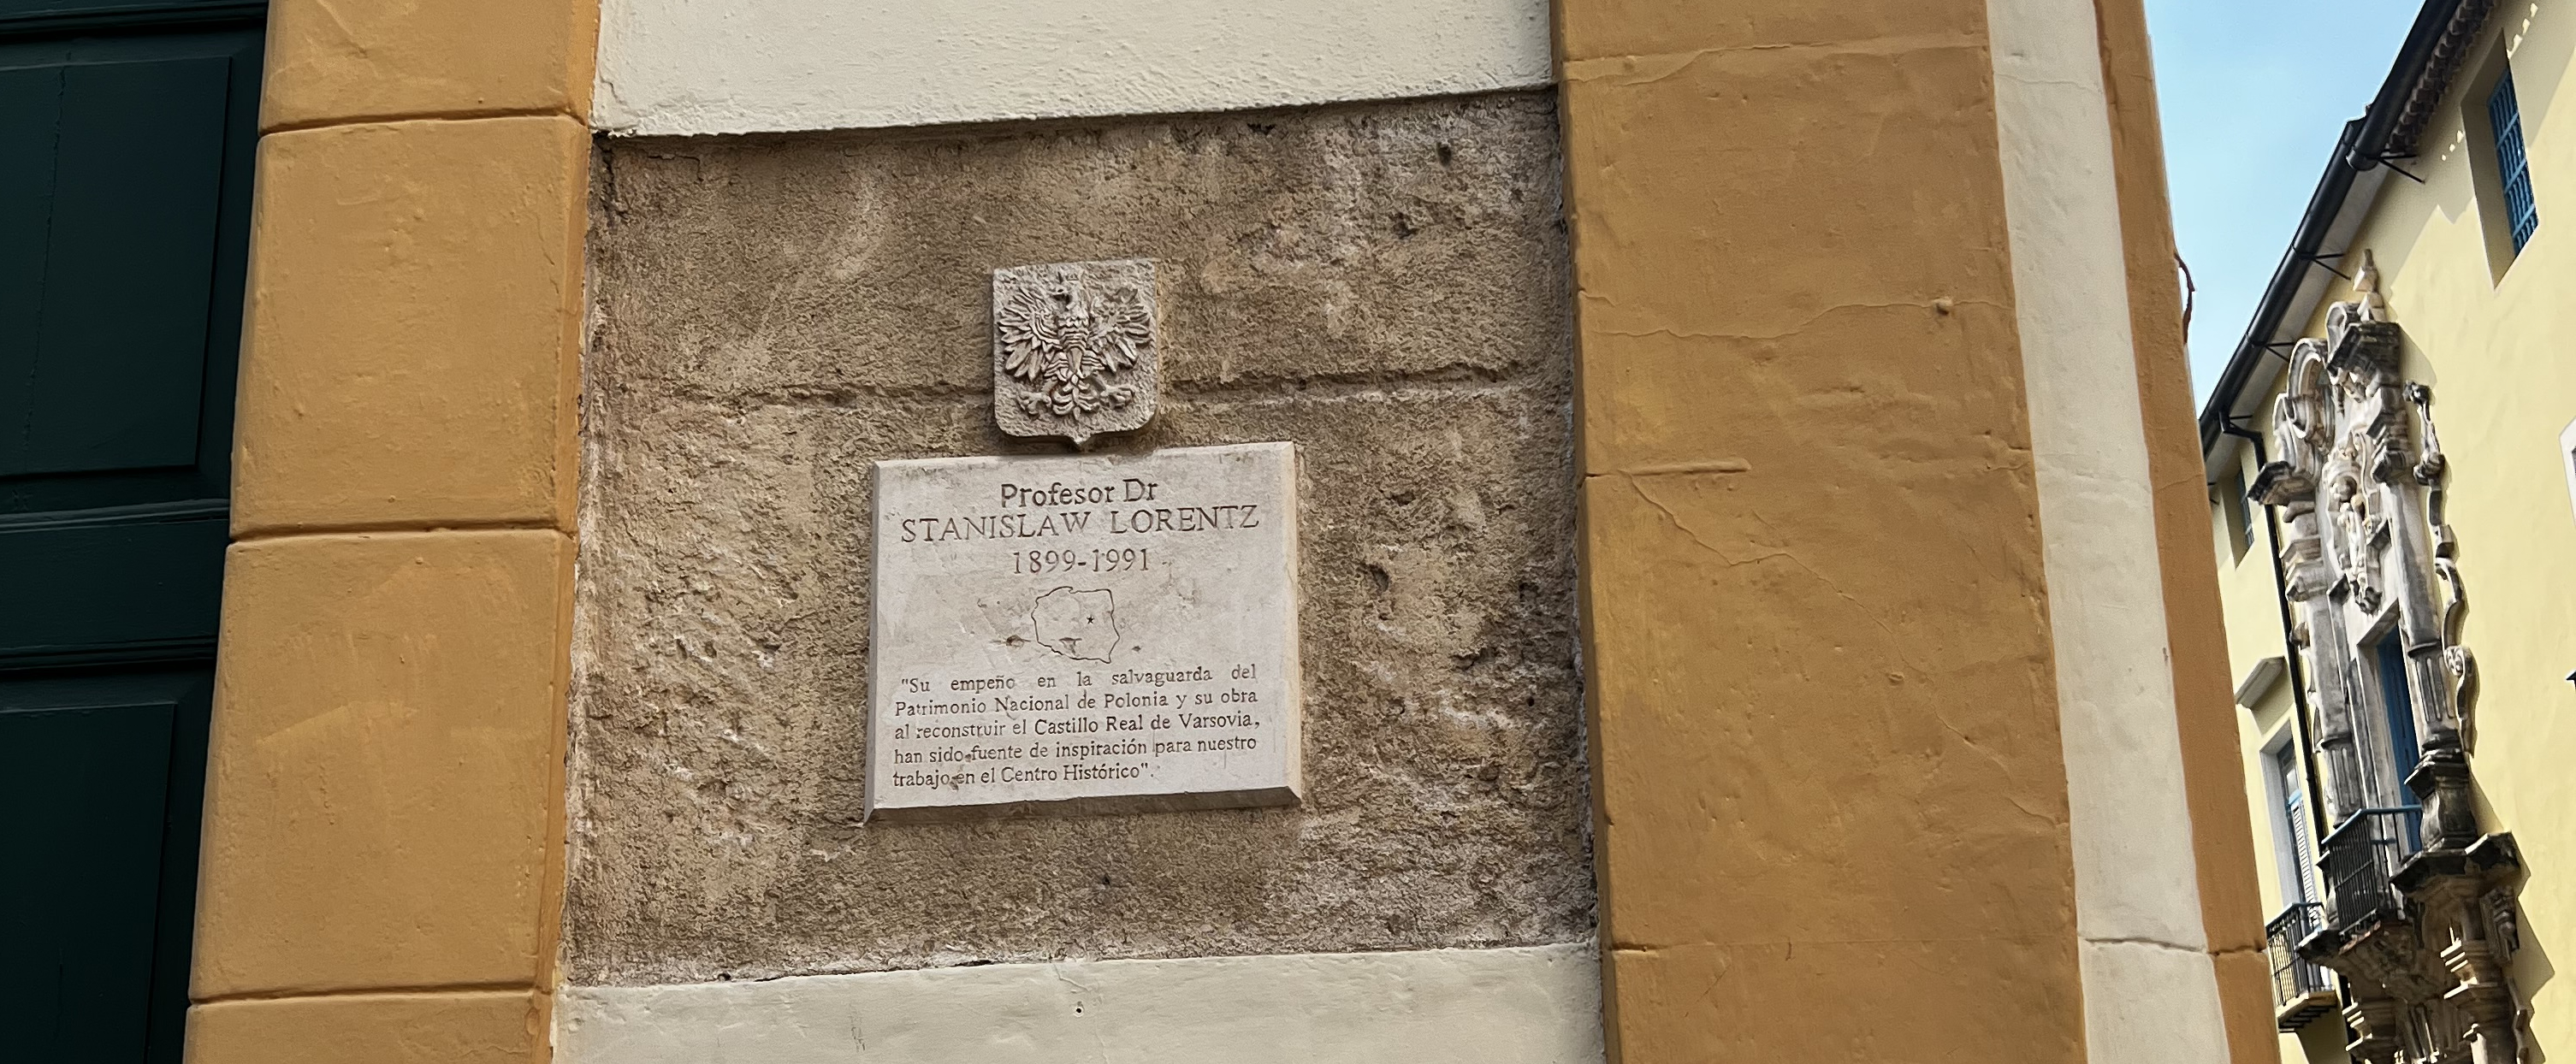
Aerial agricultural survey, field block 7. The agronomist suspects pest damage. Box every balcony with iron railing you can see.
[2265,901,2336,1030]
[2319,807,2424,933]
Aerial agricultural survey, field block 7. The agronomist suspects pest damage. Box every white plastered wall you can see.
[554,944,1603,1064]
[1985,0,2236,1059]
[592,0,1554,136]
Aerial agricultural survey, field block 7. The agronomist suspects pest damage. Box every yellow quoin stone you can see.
[232,115,588,535]
[186,991,542,1064]
[260,0,599,131]
[194,531,573,996]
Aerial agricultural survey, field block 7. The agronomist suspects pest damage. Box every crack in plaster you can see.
[2079,935,2208,955]
[1617,458,1750,476]
[1579,297,2005,344]
[617,358,1549,410]
[1990,73,2099,92]
[263,108,572,136]
[1926,712,2064,827]
[1561,32,1987,86]
[1610,935,2049,954]
[1048,966,1112,1061]
[193,981,537,1005]
[1614,475,1780,569]
[643,376,1550,417]
[308,0,366,53]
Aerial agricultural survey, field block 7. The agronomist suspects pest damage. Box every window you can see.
[2376,635,2421,778]
[2268,744,2318,905]
[2235,470,2258,557]
[2373,634,2425,857]
[2490,68,2540,253]
[2220,469,2254,561]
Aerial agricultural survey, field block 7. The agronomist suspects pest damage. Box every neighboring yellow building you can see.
[2201,2,2573,1062]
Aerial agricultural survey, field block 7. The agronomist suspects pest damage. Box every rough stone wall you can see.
[567,91,1584,985]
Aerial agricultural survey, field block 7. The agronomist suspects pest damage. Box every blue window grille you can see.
[2490,69,2540,252]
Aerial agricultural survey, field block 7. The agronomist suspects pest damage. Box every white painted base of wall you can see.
[555,943,1604,1064]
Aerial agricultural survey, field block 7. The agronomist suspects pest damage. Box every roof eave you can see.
[2193,0,2492,476]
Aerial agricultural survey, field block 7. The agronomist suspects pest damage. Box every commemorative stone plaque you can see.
[867,442,1302,819]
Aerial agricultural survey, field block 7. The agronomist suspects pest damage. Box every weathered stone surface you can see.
[586,93,1566,397]
[571,91,1581,984]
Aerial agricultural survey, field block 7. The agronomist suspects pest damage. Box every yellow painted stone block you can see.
[234,117,586,535]
[2210,947,2282,1064]
[1602,939,2083,1060]
[194,531,572,997]
[1578,476,2075,949]
[1559,42,2022,476]
[187,991,540,1064]
[1555,0,1980,72]
[260,0,599,131]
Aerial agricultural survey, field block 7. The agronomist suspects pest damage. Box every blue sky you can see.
[2144,0,2424,401]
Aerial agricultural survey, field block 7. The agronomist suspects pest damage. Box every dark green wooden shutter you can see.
[2,6,263,1061]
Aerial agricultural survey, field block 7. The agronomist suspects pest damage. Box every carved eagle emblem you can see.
[995,278,1153,425]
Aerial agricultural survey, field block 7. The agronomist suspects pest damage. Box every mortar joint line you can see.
[194,979,538,1006]
[230,519,571,544]
[260,105,584,138]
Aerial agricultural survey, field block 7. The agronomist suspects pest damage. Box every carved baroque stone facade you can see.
[2250,255,2526,1064]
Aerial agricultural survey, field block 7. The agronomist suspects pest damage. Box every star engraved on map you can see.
[1031,587,1120,664]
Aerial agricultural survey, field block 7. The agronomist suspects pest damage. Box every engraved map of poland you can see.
[1032,587,1118,663]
